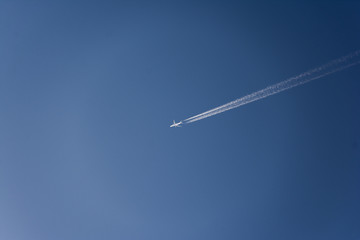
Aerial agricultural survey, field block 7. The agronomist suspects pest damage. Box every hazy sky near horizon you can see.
[1,1,360,239]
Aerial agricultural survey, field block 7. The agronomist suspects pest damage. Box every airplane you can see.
[170,120,182,128]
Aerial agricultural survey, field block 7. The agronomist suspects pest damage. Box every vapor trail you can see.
[183,51,360,124]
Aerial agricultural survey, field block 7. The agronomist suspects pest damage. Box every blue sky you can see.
[1,1,360,239]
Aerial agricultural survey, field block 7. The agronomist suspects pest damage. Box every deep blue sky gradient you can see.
[1,1,360,239]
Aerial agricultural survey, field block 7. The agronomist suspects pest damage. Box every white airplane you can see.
[170,120,182,128]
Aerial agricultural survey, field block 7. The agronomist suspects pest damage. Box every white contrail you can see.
[183,50,360,124]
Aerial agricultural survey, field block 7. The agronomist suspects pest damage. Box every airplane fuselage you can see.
[170,121,182,128]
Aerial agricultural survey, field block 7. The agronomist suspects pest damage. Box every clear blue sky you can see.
[1,1,360,239]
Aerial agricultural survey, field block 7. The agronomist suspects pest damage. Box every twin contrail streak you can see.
[183,51,360,124]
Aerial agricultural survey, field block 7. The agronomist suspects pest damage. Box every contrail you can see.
[183,50,360,124]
